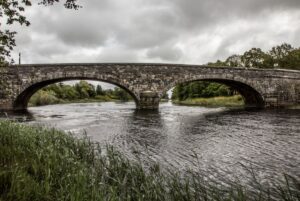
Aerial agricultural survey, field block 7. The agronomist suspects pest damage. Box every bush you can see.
[29,90,63,106]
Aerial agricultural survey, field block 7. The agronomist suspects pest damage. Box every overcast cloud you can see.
[9,0,300,64]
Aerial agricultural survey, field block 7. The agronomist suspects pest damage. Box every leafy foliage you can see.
[172,81,235,101]
[241,48,272,68]
[208,43,300,70]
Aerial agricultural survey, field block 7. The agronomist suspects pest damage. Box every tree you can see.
[205,43,298,70]
[96,85,105,96]
[171,81,235,101]
[280,48,300,70]
[59,84,79,99]
[75,81,95,99]
[112,87,131,101]
[225,55,242,67]
[269,43,293,59]
[269,43,295,68]
[161,92,169,100]
[44,83,79,99]
[241,48,272,68]
[0,0,80,66]
[177,83,189,100]
[172,83,185,100]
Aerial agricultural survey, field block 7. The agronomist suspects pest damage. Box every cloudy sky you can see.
[10,0,300,65]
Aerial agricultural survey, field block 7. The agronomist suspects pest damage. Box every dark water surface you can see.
[2,102,300,185]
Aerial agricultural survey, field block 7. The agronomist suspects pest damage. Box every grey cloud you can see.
[10,0,300,64]
[108,5,181,49]
[35,43,69,57]
[169,0,300,30]
[212,10,300,60]
[50,18,111,47]
[28,0,181,49]
[146,44,183,61]
[291,27,300,47]
[14,30,32,46]
[97,51,139,62]
[28,6,113,47]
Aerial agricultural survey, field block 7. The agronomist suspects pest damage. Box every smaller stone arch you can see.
[160,78,265,108]
[13,77,139,111]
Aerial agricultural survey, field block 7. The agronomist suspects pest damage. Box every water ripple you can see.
[1,102,299,186]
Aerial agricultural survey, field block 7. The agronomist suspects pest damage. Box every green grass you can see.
[0,120,299,201]
[173,95,244,107]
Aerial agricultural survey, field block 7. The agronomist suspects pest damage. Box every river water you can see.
[2,102,300,186]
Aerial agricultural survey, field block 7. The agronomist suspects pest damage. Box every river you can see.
[2,101,300,186]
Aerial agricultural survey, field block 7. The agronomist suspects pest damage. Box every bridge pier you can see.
[137,91,160,110]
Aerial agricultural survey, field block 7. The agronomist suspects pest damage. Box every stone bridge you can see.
[0,63,299,110]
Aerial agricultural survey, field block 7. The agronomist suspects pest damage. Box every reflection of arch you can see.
[162,78,264,108]
[14,77,138,110]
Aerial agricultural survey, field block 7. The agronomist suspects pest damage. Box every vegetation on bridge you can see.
[1,120,299,201]
[29,81,132,106]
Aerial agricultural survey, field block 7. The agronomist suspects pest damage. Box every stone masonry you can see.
[0,63,299,110]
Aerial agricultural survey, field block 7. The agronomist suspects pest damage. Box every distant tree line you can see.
[207,43,300,70]
[45,81,132,101]
[171,82,235,101]
[30,81,132,106]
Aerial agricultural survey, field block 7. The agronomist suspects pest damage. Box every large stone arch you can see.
[160,76,266,107]
[14,76,139,111]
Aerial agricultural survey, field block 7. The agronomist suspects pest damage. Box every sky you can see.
[9,0,300,65]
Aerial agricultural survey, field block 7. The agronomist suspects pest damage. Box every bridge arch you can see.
[161,78,265,107]
[14,77,139,110]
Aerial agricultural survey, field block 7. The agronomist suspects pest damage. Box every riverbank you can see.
[0,120,298,201]
[28,90,123,107]
[173,95,244,107]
